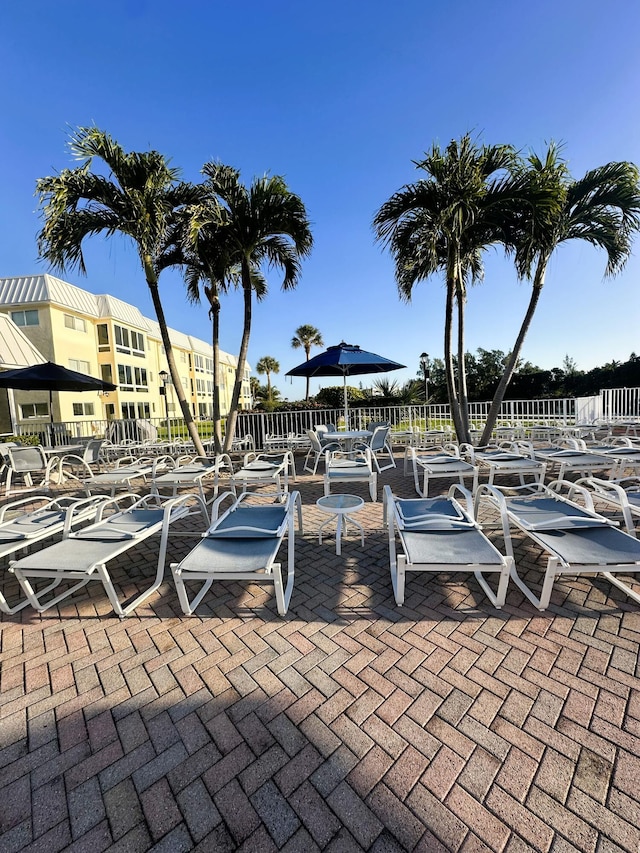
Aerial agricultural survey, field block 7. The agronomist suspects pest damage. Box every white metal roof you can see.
[0,274,101,317]
[0,314,46,368]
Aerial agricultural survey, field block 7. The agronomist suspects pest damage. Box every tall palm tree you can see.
[291,324,323,400]
[479,148,640,445]
[256,355,280,399]
[199,162,313,452]
[159,204,238,454]
[35,126,207,455]
[374,135,523,443]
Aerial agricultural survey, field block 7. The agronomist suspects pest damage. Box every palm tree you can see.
[159,204,237,454]
[479,148,640,445]
[35,126,207,455]
[291,324,323,400]
[199,162,313,452]
[374,134,523,443]
[256,355,280,400]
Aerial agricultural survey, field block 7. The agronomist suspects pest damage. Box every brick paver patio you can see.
[1,454,639,852]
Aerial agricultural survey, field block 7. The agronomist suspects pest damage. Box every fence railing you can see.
[9,389,640,450]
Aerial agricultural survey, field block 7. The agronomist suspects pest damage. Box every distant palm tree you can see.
[291,324,323,400]
[199,163,313,452]
[256,356,280,400]
[374,135,523,443]
[480,147,640,444]
[36,126,206,455]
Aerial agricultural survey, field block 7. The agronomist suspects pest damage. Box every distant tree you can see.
[315,386,365,409]
[256,356,280,400]
[291,325,324,401]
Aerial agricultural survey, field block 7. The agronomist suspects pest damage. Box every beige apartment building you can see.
[0,275,252,435]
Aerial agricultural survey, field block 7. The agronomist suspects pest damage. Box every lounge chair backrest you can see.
[8,446,47,473]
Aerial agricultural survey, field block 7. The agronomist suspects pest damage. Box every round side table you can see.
[316,493,365,556]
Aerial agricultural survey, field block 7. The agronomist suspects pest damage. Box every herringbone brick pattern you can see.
[1,456,640,852]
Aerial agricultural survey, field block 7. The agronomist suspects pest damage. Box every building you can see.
[0,275,252,434]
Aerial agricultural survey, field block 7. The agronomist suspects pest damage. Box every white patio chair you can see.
[354,425,396,472]
[3,445,60,496]
[475,481,640,610]
[57,438,107,482]
[0,494,109,614]
[9,492,208,618]
[405,444,478,497]
[303,429,342,474]
[383,484,512,607]
[324,448,377,502]
[170,490,302,616]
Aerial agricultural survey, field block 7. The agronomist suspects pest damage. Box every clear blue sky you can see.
[2,0,639,399]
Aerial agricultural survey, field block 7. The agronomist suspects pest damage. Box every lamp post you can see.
[159,370,171,444]
[420,352,430,430]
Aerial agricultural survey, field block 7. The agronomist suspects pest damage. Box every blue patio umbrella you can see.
[286,342,405,426]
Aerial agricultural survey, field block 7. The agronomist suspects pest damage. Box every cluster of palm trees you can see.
[253,324,324,407]
[36,127,313,455]
[35,127,640,451]
[374,135,640,444]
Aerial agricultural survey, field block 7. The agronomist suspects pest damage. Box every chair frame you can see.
[170,490,303,616]
[405,444,479,497]
[9,492,208,618]
[324,447,377,502]
[355,425,396,473]
[475,481,640,610]
[383,484,513,608]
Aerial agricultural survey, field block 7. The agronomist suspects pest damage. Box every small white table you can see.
[316,493,365,555]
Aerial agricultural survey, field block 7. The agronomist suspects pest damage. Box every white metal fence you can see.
[10,388,640,449]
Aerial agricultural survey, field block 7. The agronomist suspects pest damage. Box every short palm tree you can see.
[479,147,640,444]
[291,324,323,400]
[199,162,313,452]
[256,355,280,400]
[374,134,523,443]
[35,126,206,455]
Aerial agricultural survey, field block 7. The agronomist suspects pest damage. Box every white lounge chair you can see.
[405,444,479,497]
[3,445,60,496]
[475,482,640,610]
[229,451,296,499]
[0,494,108,614]
[324,448,377,502]
[383,484,512,608]
[576,476,640,536]
[150,454,233,504]
[80,455,160,496]
[518,441,615,481]
[9,492,208,617]
[461,442,546,488]
[170,490,302,616]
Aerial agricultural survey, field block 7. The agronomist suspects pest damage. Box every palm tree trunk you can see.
[211,295,223,455]
[143,258,206,456]
[224,261,252,452]
[304,344,311,401]
[455,280,471,444]
[444,271,466,441]
[479,258,548,446]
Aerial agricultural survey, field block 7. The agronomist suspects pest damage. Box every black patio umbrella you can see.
[286,342,405,426]
[0,361,117,433]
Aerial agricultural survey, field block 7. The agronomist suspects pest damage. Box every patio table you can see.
[323,430,372,452]
[316,493,365,555]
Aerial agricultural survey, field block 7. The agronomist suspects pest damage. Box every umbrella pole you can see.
[343,375,348,429]
[49,389,55,446]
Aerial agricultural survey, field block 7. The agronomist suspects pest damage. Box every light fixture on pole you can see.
[420,352,430,430]
[159,370,171,443]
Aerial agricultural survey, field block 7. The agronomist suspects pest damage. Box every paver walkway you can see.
[1,454,639,852]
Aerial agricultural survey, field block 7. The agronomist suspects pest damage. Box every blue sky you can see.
[2,0,639,399]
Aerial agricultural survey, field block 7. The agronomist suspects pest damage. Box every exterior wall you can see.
[0,275,252,434]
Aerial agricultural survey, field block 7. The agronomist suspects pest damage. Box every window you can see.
[118,364,133,390]
[100,364,113,384]
[11,310,39,327]
[20,402,49,418]
[131,331,145,356]
[134,367,148,391]
[64,314,86,332]
[97,324,110,351]
[69,359,90,373]
[194,354,205,373]
[114,325,130,354]
[137,403,150,419]
[73,402,95,416]
[121,402,136,419]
